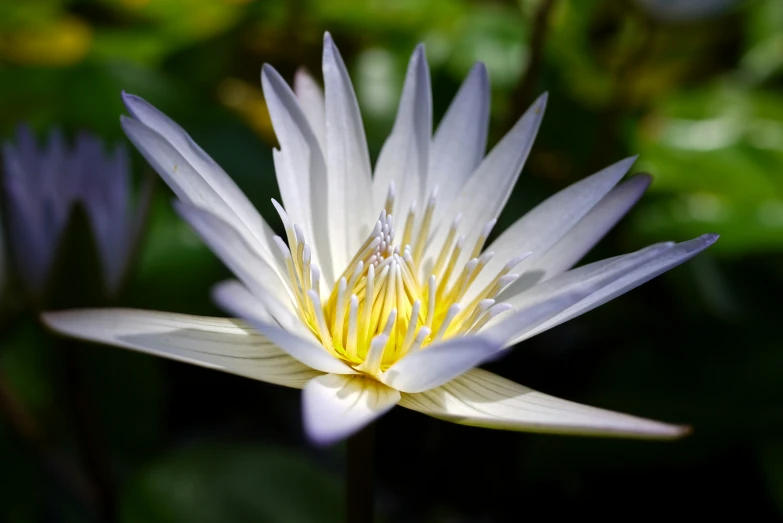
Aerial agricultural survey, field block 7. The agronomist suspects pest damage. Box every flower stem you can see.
[59,338,117,522]
[346,423,375,523]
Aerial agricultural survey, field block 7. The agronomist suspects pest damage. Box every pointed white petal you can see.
[175,202,295,323]
[262,65,333,283]
[213,280,357,375]
[294,68,326,148]
[381,336,501,393]
[517,234,719,342]
[501,241,675,309]
[302,373,400,446]
[530,174,651,280]
[372,44,432,215]
[424,94,547,272]
[399,369,689,439]
[427,62,490,218]
[467,156,636,303]
[480,275,621,349]
[121,94,277,258]
[41,309,321,389]
[322,33,375,273]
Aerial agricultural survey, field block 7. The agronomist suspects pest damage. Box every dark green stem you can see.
[59,337,117,522]
[346,423,375,523]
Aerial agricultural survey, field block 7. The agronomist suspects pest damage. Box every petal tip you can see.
[654,422,692,440]
[323,31,335,49]
[39,310,62,332]
[632,172,653,186]
[121,91,144,118]
[675,424,693,438]
[532,92,548,116]
[701,233,720,245]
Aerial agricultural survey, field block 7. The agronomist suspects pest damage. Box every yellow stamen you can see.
[273,190,518,378]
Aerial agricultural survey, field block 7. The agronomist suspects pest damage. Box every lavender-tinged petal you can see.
[303,373,400,446]
[466,156,636,303]
[121,93,279,259]
[528,174,652,280]
[515,234,719,342]
[294,67,326,148]
[381,335,500,393]
[261,64,334,285]
[372,44,432,216]
[427,62,490,220]
[322,32,375,274]
[423,93,547,277]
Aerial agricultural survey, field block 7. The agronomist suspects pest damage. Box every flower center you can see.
[273,186,520,377]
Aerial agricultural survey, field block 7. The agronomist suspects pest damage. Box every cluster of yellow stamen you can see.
[273,185,522,377]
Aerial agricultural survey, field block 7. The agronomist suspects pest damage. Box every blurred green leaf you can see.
[741,0,783,83]
[633,82,783,252]
[443,4,529,90]
[121,443,344,523]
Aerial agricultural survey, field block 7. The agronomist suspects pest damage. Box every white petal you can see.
[372,44,432,216]
[427,62,490,219]
[467,156,636,303]
[322,32,375,273]
[501,241,675,310]
[381,336,501,393]
[424,93,547,273]
[175,202,295,324]
[262,65,333,283]
[213,280,357,375]
[41,309,321,389]
[302,373,400,446]
[294,68,326,148]
[479,269,626,349]
[121,94,277,259]
[529,174,651,280]
[517,233,719,342]
[399,368,689,439]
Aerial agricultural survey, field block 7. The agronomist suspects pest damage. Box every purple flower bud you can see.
[3,125,147,299]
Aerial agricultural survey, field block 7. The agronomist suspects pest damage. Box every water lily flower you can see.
[43,34,716,446]
[3,126,147,301]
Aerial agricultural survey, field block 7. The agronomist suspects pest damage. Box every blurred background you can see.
[1,0,782,521]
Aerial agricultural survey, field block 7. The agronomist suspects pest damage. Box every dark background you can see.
[1,0,782,521]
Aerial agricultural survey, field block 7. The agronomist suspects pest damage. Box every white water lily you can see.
[43,33,716,446]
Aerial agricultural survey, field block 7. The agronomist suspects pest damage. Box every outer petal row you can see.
[400,368,688,439]
[41,309,321,388]
[41,309,689,443]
